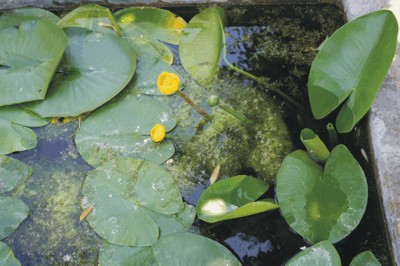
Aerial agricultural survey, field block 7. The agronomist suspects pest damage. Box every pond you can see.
[0,3,394,265]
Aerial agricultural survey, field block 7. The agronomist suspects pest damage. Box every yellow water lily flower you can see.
[172,17,186,32]
[157,72,180,95]
[150,124,166,143]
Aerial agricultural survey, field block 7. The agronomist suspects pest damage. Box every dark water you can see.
[3,4,392,266]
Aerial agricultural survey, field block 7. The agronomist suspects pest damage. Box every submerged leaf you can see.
[57,4,122,36]
[286,241,341,266]
[179,7,226,86]
[197,175,277,223]
[0,242,21,266]
[75,95,176,167]
[308,10,398,133]
[81,158,184,246]
[0,197,29,239]
[0,19,67,106]
[24,27,136,117]
[276,145,368,244]
[0,155,32,193]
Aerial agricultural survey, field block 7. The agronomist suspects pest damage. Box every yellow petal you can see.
[157,72,180,95]
[150,124,166,143]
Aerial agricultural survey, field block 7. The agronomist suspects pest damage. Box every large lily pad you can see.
[115,7,186,65]
[81,158,184,246]
[24,27,136,118]
[179,7,226,86]
[0,197,29,239]
[196,175,278,223]
[0,118,37,155]
[100,232,241,266]
[0,242,21,266]
[276,144,368,244]
[57,4,122,36]
[75,95,176,167]
[0,155,32,194]
[308,10,398,133]
[286,241,341,266]
[0,19,67,106]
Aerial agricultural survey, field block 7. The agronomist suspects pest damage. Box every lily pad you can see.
[179,7,226,86]
[0,155,32,194]
[24,27,136,117]
[57,4,122,36]
[196,175,278,223]
[350,251,381,266]
[286,241,341,266]
[153,232,241,266]
[276,144,368,244]
[0,118,37,155]
[0,8,59,30]
[81,158,184,246]
[100,232,241,266]
[0,19,67,106]
[115,7,186,65]
[75,95,176,167]
[0,197,29,239]
[308,10,398,133]
[0,242,21,266]
[0,105,49,127]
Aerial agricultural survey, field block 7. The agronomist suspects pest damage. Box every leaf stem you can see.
[219,101,252,124]
[177,90,214,121]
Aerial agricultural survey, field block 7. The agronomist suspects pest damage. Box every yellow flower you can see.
[150,124,166,143]
[157,72,181,95]
[172,17,186,32]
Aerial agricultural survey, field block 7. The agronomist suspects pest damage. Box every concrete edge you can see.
[342,1,400,265]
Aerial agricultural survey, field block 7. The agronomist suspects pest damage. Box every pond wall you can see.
[0,0,399,264]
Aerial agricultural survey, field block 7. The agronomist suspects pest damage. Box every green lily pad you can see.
[75,95,176,167]
[0,197,29,239]
[179,7,226,86]
[81,158,184,246]
[57,4,122,36]
[153,232,241,266]
[115,7,186,64]
[24,27,136,118]
[128,38,174,65]
[0,155,32,194]
[286,241,341,266]
[276,144,368,244]
[0,105,49,127]
[100,232,241,266]
[0,8,59,31]
[308,10,398,133]
[0,242,21,266]
[0,118,37,155]
[350,251,381,266]
[0,19,67,106]
[196,175,278,223]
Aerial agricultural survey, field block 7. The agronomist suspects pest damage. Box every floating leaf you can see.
[179,7,226,86]
[128,38,174,65]
[350,251,381,266]
[0,19,67,106]
[276,145,368,244]
[81,158,184,246]
[114,7,186,64]
[153,233,241,266]
[0,197,29,239]
[75,95,176,167]
[0,242,21,266]
[308,10,398,133]
[24,27,136,117]
[99,242,156,266]
[0,155,32,193]
[196,175,278,223]
[286,241,341,266]
[0,105,48,127]
[0,8,59,31]
[0,118,37,155]
[57,4,122,36]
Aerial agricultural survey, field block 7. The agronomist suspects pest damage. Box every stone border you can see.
[342,1,400,265]
[0,0,398,264]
